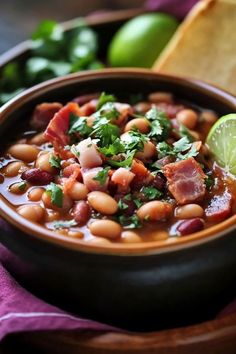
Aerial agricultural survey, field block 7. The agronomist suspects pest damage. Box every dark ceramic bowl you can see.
[0,69,236,331]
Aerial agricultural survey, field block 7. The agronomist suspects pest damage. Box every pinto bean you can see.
[17,204,45,222]
[28,187,45,201]
[29,132,47,145]
[175,204,204,219]
[4,161,25,177]
[68,182,89,200]
[121,231,142,243]
[177,218,205,236]
[9,181,29,194]
[35,152,56,174]
[176,109,198,129]
[137,201,172,221]
[72,201,91,225]
[148,92,173,104]
[68,230,84,238]
[8,144,39,162]
[135,141,156,161]
[89,220,122,239]
[200,110,218,124]
[124,118,150,134]
[21,168,54,185]
[42,191,73,212]
[87,191,118,215]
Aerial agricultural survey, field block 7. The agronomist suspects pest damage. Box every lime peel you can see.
[206,114,236,175]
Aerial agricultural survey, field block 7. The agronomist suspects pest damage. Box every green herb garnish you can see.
[46,183,63,208]
[141,186,162,200]
[157,137,198,161]
[93,167,110,186]
[118,199,129,210]
[69,113,92,137]
[96,92,116,110]
[146,107,171,141]
[53,219,78,229]
[18,181,27,192]
[118,214,142,229]
[49,155,62,169]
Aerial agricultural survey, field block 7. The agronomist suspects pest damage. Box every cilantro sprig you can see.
[46,183,63,208]
[69,113,92,137]
[141,186,163,200]
[157,136,198,161]
[146,107,171,141]
[93,167,110,185]
[53,219,78,229]
[49,154,62,169]
[96,92,116,110]
[118,214,141,229]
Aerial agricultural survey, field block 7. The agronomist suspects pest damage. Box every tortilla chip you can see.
[153,0,236,95]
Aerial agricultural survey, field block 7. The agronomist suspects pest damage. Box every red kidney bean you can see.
[72,93,99,105]
[21,168,54,185]
[177,218,205,236]
[152,173,166,191]
[156,103,185,119]
[73,201,91,225]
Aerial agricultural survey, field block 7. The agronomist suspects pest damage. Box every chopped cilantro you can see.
[124,194,132,201]
[53,219,78,229]
[70,144,80,157]
[179,124,194,142]
[157,137,198,161]
[18,181,27,191]
[205,174,214,190]
[49,154,61,169]
[108,151,135,168]
[118,199,129,210]
[146,107,171,141]
[93,167,110,185]
[99,138,125,156]
[95,102,119,121]
[92,118,120,146]
[96,92,116,110]
[46,183,63,208]
[133,197,143,208]
[118,214,141,229]
[69,113,92,137]
[141,186,162,200]
[122,130,147,152]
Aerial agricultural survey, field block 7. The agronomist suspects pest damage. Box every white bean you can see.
[87,191,118,215]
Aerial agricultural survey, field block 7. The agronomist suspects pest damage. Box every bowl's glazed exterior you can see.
[0,69,236,331]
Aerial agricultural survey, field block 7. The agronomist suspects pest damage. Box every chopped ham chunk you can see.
[76,138,102,169]
[44,102,80,148]
[81,167,108,192]
[31,102,63,130]
[163,157,206,204]
[111,168,135,189]
[205,190,233,222]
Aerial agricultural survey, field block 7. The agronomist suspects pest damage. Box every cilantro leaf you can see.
[133,197,143,208]
[122,130,147,152]
[46,183,63,208]
[157,142,174,159]
[69,113,92,137]
[157,137,199,161]
[146,107,171,141]
[141,186,162,200]
[53,219,78,229]
[178,124,194,142]
[96,92,116,110]
[93,167,110,185]
[18,181,27,192]
[108,151,135,168]
[118,214,142,229]
[49,155,61,169]
[94,102,119,121]
[99,138,125,156]
[92,118,120,146]
[118,199,129,210]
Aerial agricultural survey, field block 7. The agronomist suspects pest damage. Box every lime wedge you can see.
[206,114,236,175]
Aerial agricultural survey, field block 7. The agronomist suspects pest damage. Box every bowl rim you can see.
[0,68,236,256]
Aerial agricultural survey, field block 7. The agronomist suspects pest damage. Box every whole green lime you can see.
[108,13,178,68]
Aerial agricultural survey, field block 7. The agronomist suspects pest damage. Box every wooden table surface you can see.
[0,0,143,54]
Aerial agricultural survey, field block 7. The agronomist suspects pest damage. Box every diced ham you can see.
[163,157,206,205]
[205,190,233,222]
[81,167,108,192]
[130,159,153,190]
[31,102,63,130]
[63,163,82,180]
[44,102,80,148]
[75,138,102,169]
[111,168,135,190]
